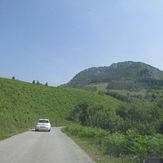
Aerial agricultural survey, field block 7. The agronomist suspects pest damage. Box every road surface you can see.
[0,127,95,163]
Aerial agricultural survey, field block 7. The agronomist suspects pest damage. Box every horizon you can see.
[1,0,163,86]
[1,60,163,86]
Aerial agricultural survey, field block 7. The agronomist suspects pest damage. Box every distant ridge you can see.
[65,61,163,90]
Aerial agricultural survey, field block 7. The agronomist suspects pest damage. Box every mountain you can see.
[0,77,120,139]
[66,61,163,90]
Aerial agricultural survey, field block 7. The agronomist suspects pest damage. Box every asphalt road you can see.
[0,127,95,163]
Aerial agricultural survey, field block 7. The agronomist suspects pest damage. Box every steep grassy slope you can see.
[0,77,121,139]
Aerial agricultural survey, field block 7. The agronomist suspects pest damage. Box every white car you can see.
[35,119,51,132]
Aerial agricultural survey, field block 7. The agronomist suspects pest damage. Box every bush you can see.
[64,124,163,162]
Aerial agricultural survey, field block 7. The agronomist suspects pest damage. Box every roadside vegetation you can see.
[65,87,163,162]
[64,124,162,163]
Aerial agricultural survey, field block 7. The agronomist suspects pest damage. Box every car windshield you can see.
[38,120,49,123]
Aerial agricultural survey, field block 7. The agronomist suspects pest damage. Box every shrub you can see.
[65,124,163,162]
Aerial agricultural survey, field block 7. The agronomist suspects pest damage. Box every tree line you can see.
[11,76,48,86]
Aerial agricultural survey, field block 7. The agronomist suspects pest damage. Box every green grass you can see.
[63,124,135,163]
[65,134,132,163]
[63,124,163,163]
[0,77,121,140]
[108,89,147,98]
[88,83,108,92]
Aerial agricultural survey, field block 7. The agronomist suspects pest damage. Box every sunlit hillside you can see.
[0,77,121,139]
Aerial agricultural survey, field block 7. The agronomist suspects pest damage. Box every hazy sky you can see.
[0,0,163,86]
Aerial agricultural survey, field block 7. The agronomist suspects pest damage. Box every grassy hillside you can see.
[0,77,121,139]
[65,61,163,90]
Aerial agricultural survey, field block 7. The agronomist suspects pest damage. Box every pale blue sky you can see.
[0,0,163,86]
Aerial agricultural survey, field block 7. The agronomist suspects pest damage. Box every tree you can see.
[45,82,48,86]
[68,101,89,125]
[32,80,35,84]
[158,116,163,134]
[12,76,15,80]
[36,80,40,85]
